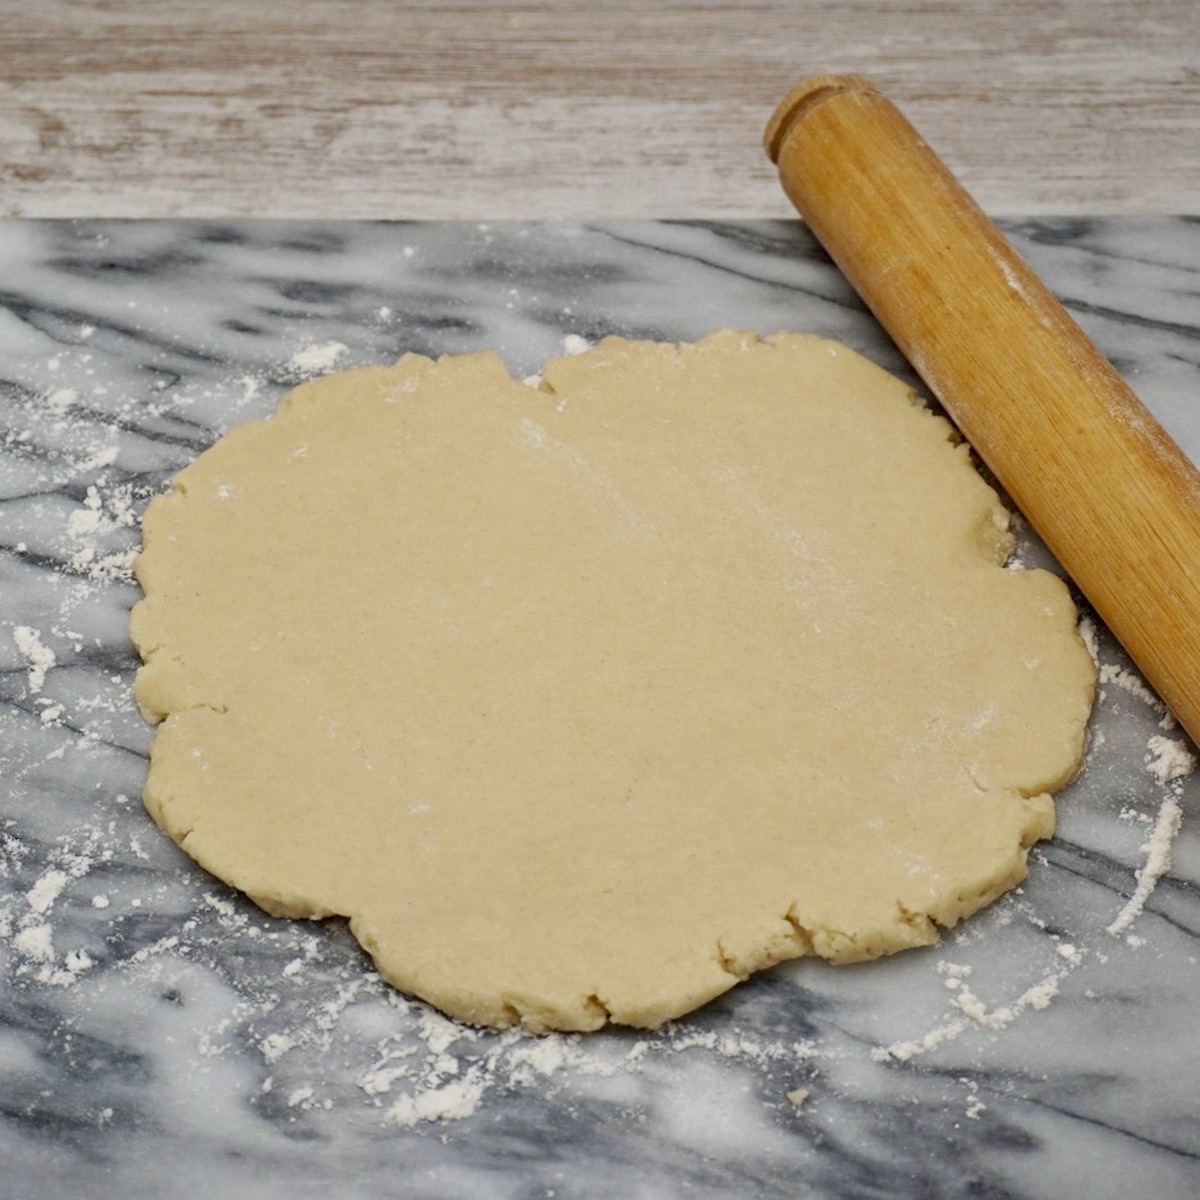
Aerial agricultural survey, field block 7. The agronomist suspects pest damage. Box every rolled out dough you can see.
[130,330,1095,1032]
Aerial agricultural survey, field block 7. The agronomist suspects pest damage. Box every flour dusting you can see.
[13,923,56,962]
[872,954,1077,1063]
[288,341,347,374]
[12,626,56,694]
[1099,681,1194,938]
[26,868,70,915]
[1077,615,1100,665]
[1146,735,1196,785]
[560,333,592,356]
[1107,796,1184,937]
[1098,661,1166,715]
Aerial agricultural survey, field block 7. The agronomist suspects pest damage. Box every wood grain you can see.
[1,0,1196,219]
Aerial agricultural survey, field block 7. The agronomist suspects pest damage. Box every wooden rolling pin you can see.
[765,75,1200,748]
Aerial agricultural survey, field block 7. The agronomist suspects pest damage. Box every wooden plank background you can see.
[1,0,1197,219]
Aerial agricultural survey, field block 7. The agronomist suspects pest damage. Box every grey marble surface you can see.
[1,219,1198,1199]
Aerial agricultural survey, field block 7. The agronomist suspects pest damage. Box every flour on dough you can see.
[130,331,1095,1032]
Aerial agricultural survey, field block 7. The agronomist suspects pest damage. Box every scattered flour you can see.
[26,868,69,915]
[1098,661,1166,714]
[13,924,55,962]
[1107,796,1184,937]
[261,1032,300,1064]
[961,1078,986,1121]
[1145,735,1196,785]
[46,387,77,413]
[560,333,592,356]
[387,1076,487,1127]
[871,1016,968,1064]
[353,1007,816,1129]
[63,478,139,584]
[872,958,1074,1063]
[1090,660,1192,939]
[1076,615,1100,665]
[287,342,347,374]
[11,626,56,694]
[951,974,1060,1030]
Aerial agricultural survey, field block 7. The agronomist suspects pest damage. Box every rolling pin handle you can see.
[764,76,876,164]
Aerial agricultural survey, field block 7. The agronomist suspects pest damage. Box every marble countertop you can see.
[2,218,1199,1198]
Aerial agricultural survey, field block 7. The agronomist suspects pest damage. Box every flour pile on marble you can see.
[286,341,347,375]
[1,821,115,991]
[11,625,56,694]
[1085,632,1193,941]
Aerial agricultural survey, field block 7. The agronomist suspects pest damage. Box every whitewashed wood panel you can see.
[1,0,1196,217]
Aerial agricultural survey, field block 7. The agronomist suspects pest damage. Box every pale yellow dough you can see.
[130,331,1095,1032]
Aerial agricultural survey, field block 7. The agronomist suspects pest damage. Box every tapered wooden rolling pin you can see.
[765,75,1200,747]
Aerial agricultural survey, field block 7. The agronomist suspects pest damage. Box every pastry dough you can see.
[130,331,1095,1032]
